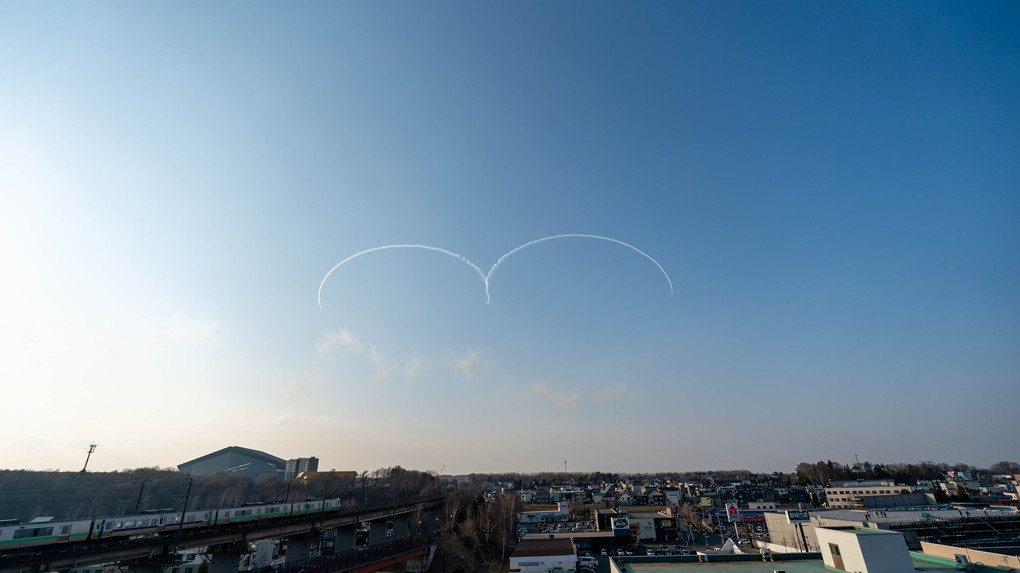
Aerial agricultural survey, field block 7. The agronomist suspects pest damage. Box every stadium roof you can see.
[179,446,286,468]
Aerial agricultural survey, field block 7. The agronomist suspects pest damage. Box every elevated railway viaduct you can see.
[0,496,445,573]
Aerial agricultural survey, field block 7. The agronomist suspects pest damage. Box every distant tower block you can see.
[286,457,320,479]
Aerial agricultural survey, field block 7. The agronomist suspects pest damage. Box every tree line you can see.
[0,466,437,523]
[793,460,1020,486]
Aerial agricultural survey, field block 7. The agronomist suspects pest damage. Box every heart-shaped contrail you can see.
[317,233,673,309]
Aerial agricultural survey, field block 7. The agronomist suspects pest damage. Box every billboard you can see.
[725,503,739,522]
[612,517,631,537]
[786,510,810,524]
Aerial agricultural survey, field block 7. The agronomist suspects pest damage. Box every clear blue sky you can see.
[1,1,1017,474]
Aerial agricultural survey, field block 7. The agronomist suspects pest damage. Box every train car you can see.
[290,500,323,518]
[93,510,214,540]
[258,503,293,521]
[0,520,93,551]
[92,513,163,539]
[215,503,289,526]
[157,510,216,533]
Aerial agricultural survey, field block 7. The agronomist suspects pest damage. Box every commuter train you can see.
[0,498,351,552]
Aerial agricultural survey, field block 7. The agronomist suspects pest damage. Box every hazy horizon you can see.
[2,2,1017,476]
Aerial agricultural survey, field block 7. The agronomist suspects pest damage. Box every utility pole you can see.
[81,444,97,473]
[176,478,193,542]
[318,480,328,555]
[134,478,149,514]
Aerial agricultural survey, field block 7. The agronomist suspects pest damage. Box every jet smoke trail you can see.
[318,235,672,307]
[317,245,487,309]
[485,234,674,302]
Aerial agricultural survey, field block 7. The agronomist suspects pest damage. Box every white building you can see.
[816,527,914,573]
[825,481,907,509]
[519,502,570,524]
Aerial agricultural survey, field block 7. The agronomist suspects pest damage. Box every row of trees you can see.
[0,466,438,523]
[468,460,1020,490]
[793,460,1020,486]
[465,470,754,487]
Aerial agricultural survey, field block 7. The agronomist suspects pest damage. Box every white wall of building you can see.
[817,528,913,573]
[509,554,576,573]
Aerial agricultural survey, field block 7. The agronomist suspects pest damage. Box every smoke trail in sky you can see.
[318,235,672,307]
[317,245,486,309]
[485,234,673,302]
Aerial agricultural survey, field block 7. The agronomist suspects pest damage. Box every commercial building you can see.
[509,538,576,573]
[520,502,571,524]
[626,510,681,541]
[762,507,1020,553]
[825,481,918,509]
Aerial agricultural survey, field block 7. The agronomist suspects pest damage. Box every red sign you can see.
[726,503,739,522]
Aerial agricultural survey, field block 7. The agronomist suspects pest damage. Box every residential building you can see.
[285,457,319,479]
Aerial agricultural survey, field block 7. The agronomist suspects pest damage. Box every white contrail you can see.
[317,245,487,309]
[318,234,672,307]
[485,234,673,302]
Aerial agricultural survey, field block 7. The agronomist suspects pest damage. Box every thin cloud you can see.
[592,384,628,403]
[449,350,478,381]
[369,347,399,379]
[315,329,361,357]
[275,412,334,426]
[551,390,580,410]
[316,329,434,381]
[518,382,580,411]
[403,357,429,380]
[284,375,325,402]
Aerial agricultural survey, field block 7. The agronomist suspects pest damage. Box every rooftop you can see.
[811,507,1018,524]
[178,445,286,468]
[616,556,959,573]
[512,538,576,558]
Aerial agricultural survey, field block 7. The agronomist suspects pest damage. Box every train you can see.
[0,498,353,552]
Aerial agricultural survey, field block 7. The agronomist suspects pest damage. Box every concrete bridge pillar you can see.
[369,519,387,546]
[421,511,439,535]
[206,541,247,573]
[335,527,356,552]
[404,543,438,573]
[208,552,241,573]
[284,536,314,564]
[394,515,411,539]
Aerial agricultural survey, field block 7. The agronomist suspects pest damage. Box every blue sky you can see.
[1,2,1017,474]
